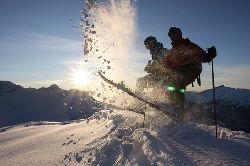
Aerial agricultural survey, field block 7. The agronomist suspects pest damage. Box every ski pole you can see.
[212,59,218,138]
[143,104,146,128]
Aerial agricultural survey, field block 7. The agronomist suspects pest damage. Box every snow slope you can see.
[1,109,250,166]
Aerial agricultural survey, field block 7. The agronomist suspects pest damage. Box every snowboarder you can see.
[137,27,216,122]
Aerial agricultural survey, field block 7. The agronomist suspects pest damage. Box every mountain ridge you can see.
[0,81,99,127]
[1,80,250,132]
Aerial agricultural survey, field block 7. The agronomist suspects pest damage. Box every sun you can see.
[73,70,91,86]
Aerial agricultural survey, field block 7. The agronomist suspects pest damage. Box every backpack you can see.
[191,46,217,87]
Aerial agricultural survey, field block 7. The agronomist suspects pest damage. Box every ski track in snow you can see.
[0,109,250,166]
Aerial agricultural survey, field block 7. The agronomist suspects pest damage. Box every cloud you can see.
[213,65,250,88]
[19,79,70,89]
[0,32,82,57]
[31,73,39,76]
[0,32,85,89]
[185,65,250,91]
[27,32,82,54]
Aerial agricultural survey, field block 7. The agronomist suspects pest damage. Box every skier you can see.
[136,36,169,93]
[138,27,216,122]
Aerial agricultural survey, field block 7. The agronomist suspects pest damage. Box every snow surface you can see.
[1,109,250,166]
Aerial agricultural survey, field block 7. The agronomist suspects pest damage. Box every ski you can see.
[98,71,175,118]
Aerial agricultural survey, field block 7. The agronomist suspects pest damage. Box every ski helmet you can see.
[168,27,182,37]
[144,36,157,46]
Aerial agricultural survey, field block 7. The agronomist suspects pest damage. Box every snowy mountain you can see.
[0,81,22,95]
[186,85,250,106]
[0,81,99,128]
[1,109,250,165]
[1,81,250,132]
[1,81,250,165]
[186,85,250,133]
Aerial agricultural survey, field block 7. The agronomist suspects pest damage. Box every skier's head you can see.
[168,27,182,42]
[144,36,157,49]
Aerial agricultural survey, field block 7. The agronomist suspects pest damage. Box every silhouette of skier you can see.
[137,27,216,122]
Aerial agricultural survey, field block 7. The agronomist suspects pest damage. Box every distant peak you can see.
[49,84,59,89]
[0,81,17,87]
[216,85,225,88]
[0,81,22,94]
[38,84,61,91]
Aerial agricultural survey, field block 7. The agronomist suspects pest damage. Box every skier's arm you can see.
[144,60,153,73]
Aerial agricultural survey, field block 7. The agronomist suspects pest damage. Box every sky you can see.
[0,0,250,91]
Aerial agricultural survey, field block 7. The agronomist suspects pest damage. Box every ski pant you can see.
[136,74,162,91]
[164,64,202,121]
[137,64,202,121]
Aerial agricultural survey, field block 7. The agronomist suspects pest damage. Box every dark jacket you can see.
[164,38,205,68]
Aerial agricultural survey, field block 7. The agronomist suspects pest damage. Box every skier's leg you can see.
[136,75,149,91]
[168,89,185,122]
[136,74,162,92]
[175,92,186,122]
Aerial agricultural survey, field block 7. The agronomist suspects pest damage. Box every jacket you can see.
[164,38,205,68]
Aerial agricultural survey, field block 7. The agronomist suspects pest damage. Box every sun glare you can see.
[73,71,90,86]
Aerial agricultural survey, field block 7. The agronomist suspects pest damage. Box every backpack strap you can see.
[197,74,201,86]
